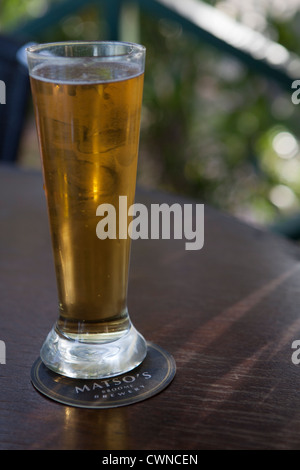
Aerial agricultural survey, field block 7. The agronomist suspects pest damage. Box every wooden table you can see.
[1,163,300,450]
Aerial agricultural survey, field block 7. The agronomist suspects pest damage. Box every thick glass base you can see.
[40,323,147,379]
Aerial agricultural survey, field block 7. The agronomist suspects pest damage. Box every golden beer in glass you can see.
[26,42,147,379]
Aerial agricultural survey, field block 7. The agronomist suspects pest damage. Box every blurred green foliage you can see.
[1,0,300,226]
[139,4,300,227]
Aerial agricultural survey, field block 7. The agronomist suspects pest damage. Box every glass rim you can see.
[26,40,146,60]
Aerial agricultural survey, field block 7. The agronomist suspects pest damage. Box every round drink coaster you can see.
[31,342,176,408]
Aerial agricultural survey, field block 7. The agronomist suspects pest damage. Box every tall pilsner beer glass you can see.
[26,42,147,379]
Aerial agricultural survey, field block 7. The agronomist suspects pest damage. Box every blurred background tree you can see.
[1,0,300,229]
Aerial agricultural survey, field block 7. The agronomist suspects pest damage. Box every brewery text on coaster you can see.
[31,342,176,408]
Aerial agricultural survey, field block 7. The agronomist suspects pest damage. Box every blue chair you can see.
[0,35,32,163]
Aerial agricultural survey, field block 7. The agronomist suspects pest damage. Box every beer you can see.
[30,61,144,339]
[27,42,147,378]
